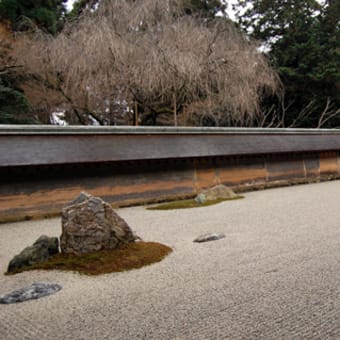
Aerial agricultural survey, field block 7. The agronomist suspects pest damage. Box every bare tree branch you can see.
[317,98,340,128]
[15,0,280,126]
[0,64,24,75]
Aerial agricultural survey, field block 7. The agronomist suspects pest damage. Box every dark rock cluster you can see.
[7,235,59,273]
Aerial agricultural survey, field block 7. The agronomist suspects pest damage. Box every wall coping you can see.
[1,125,340,167]
[1,125,340,135]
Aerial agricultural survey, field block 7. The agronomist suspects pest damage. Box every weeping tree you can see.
[17,0,280,126]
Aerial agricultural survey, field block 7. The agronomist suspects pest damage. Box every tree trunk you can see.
[173,93,177,127]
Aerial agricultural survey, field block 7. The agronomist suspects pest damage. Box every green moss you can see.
[7,242,172,276]
[147,196,244,210]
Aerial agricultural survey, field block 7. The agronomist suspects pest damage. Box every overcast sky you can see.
[66,0,75,11]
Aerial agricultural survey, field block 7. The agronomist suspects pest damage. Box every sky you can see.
[66,0,76,12]
[66,0,75,11]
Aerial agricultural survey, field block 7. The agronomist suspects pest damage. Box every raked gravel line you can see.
[0,181,339,340]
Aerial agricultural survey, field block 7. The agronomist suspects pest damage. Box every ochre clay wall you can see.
[1,150,339,223]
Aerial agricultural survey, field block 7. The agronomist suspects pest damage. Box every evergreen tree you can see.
[0,0,67,34]
[235,0,340,127]
[0,21,34,124]
[0,1,67,123]
[0,78,31,124]
[180,0,226,18]
[316,0,340,100]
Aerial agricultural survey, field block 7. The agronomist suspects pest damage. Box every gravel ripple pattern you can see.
[0,181,339,339]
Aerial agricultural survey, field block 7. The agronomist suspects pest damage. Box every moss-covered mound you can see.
[6,242,172,276]
[148,196,244,210]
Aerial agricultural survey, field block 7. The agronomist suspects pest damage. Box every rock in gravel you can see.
[193,233,226,243]
[7,235,59,273]
[194,193,207,204]
[60,192,139,254]
[0,283,62,304]
[198,184,237,202]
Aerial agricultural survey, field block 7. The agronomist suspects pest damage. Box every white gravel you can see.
[0,181,339,339]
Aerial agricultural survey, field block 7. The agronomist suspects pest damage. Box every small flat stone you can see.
[0,283,62,304]
[193,233,226,243]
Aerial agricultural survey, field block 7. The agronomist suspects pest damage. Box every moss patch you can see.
[147,196,244,210]
[6,242,172,276]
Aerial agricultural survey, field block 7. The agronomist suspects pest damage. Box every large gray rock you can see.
[0,283,62,304]
[195,184,237,203]
[60,192,138,254]
[7,236,59,273]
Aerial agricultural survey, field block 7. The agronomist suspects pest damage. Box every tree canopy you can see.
[0,0,67,34]
[0,1,66,123]
[68,0,227,19]
[0,78,30,124]
[16,0,279,126]
[0,23,31,123]
[180,0,226,18]
[1,0,338,127]
[235,0,340,127]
